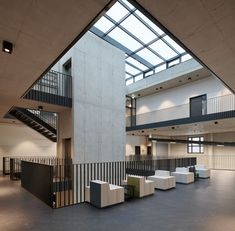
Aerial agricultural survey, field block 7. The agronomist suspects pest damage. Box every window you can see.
[187,136,204,153]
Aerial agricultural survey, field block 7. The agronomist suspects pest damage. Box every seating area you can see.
[148,170,176,190]
[171,167,195,184]
[79,165,211,208]
[195,164,211,178]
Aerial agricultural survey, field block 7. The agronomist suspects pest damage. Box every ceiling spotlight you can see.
[2,40,13,54]
[38,105,43,111]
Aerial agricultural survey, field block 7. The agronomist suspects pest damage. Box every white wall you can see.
[169,132,235,169]
[126,135,148,155]
[0,123,56,171]
[137,77,231,114]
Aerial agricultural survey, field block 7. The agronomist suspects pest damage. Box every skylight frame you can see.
[90,0,192,85]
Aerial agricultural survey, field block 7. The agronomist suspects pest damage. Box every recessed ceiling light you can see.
[2,40,13,54]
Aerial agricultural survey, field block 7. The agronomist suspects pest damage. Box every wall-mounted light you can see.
[216,144,224,147]
[38,105,43,111]
[2,40,13,54]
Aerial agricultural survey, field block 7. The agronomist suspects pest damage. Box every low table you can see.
[121,185,135,200]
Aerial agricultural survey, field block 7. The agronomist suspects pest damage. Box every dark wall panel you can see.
[21,161,53,207]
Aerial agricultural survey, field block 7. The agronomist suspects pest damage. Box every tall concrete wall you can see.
[55,32,125,163]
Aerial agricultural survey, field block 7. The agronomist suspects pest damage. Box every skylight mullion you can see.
[119,0,136,12]
[115,24,167,62]
[146,46,167,62]
[130,53,155,69]
[127,36,166,60]
[104,11,133,36]
[161,36,181,55]
[126,61,144,72]
[133,10,165,37]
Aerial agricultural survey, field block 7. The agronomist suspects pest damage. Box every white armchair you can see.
[148,170,175,190]
[86,180,124,208]
[127,176,154,198]
[195,165,210,178]
[171,167,194,184]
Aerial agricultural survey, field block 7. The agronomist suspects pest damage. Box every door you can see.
[190,94,207,117]
[63,138,72,178]
[135,146,141,155]
[147,146,152,155]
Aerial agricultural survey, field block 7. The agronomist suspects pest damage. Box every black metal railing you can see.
[3,156,62,179]
[126,94,235,127]
[20,157,196,208]
[24,70,72,107]
[27,109,57,129]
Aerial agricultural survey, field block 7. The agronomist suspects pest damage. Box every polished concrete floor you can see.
[0,170,235,231]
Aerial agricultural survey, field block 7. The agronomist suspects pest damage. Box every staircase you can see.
[9,107,57,142]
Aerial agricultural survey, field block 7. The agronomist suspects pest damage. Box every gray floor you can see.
[0,170,235,231]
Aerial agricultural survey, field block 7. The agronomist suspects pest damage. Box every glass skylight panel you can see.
[126,63,140,75]
[126,78,133,85]
[108,27,142,51]
[125,73,131,79]
[135,10,165,36]
[93,16,114,33]
[120,15,156,44]
[164,35,185,54]
[120,0,135,10]
[182,54,192,62]
[168,58,180,67]
[126,57,148,71]
[135,74,143,82]
[106,2,129,22]
[149,40,177,60]
[136,48,163,65]
[155,64,166,73]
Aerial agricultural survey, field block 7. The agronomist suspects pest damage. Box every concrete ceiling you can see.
[0,0,113,121]
[136,0,235,93]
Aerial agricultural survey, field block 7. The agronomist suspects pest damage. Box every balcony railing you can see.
[126,94,235,127]
[24,70,72,107]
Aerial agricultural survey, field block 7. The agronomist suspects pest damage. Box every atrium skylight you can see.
[91,0,193,85]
